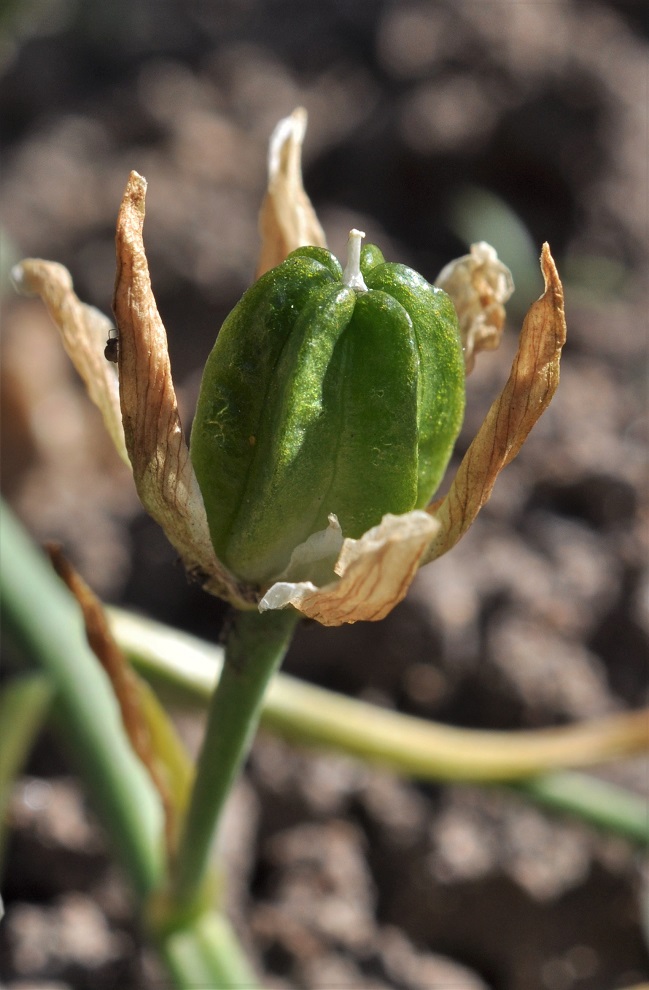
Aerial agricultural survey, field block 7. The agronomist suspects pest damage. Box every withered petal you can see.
[435,241,515,374]
[424,243,567,564]
[47,544,192,854]
[113,171,251,607]
[11,258,129,465]
[260,511,440,626]
[256,107,327,277]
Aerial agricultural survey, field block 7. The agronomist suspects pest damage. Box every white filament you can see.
[342,228,368,292]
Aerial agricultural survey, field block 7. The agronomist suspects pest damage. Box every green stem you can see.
[512,771,648,845]
[262,675,649,781]
[157,912,261,989]
[110,608,649,844]
[112,607,649,780]
[0,505,267,987]
[1,506,163,899]
[172,607,299,909]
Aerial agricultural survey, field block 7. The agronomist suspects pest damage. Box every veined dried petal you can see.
[256,107,327,277]
[424,243,566,564]
[260,511,440,626]
[436,241,514,373]
[113,171,251,608]
[11,259,129,465]
[47,543,187,854]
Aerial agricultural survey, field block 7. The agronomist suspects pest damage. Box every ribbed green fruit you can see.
[190,235,465,586]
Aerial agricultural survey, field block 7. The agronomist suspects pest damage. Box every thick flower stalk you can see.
[12,107,566,627]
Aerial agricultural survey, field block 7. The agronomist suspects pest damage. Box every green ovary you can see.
[190,241,465,586]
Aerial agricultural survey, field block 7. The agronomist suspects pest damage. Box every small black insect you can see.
[104,326,119,363]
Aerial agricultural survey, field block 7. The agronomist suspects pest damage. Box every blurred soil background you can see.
[0,1,648,988]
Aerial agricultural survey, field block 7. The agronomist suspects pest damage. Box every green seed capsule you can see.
[190,231,465,586]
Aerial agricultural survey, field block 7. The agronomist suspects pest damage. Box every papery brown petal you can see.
[435,242,515,374]
[260,511,440,626]
[11,259,129,465]
[47,543,180,854]
[424,243,566,564]
[256,107,327,277]
[113,171,252,608]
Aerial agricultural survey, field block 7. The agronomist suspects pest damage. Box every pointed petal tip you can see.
[539,244,565,315]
